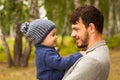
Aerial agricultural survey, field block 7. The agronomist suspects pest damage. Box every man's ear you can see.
[88,23,96,33]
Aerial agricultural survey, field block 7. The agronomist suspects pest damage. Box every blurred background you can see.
[0,0,120,80]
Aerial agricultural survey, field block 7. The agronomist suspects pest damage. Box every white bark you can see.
[116,0,120,33]
[107,0,114,38]
[74,0,80,9]
[86,0,90,5]
[60,0,69,45]
[94,0,99,8]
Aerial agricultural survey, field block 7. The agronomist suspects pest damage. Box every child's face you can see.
[41,28,57,47]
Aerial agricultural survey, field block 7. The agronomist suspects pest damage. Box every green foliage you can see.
[29,46,35,61]
[107,34,120,49]
[0,0,18,35]
[44,0,75,34]
[0,46,6,62]
[99,0,109,29]
[0,40,6,62]
[44,0,65,33]
[0,0,29,35]
[80,0,87,5]
[57,36,80,56]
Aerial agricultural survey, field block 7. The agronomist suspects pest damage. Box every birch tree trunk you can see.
[116,0,120,33]
[0,27,13,67]
[106,0,114,39]
[29,0,39,21]
[60,0,69,45]
[94,0,99,8]
[14,17,22,66]
[74,0,80,9]
[86,0,90,5]
[13,0,23,66]
[20,38,32,67]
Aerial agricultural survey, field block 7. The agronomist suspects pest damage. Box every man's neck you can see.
[87,33,103,49]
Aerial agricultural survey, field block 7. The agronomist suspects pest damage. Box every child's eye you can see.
[52,34,55,36]
[52,33,57,36]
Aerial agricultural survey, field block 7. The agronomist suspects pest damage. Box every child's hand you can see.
[80,51,86,56]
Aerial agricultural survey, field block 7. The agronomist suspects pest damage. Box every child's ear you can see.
[88,23,96,33]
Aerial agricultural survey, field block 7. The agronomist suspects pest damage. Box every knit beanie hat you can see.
[21,19,56,44]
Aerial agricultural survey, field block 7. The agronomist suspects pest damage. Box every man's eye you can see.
[74,28,78,31]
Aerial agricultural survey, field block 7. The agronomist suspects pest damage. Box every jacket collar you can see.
[86,40,106,54]
[35,43,54,49]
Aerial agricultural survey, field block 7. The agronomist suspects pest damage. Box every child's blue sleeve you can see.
[45,51,83,70]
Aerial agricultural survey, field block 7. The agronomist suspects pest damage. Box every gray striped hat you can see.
[21,19,56,44]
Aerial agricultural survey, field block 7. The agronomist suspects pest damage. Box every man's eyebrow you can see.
[72,27,78,30]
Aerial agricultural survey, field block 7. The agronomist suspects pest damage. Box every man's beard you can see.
[77,32,89,50]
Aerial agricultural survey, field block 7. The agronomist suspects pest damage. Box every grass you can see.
[0,62,36,80]
[108,47,120,80]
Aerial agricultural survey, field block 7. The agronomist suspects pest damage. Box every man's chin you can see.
[77,45,83,48]
[77,45,87,49]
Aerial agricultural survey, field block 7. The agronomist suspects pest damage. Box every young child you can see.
[21,19,83,80]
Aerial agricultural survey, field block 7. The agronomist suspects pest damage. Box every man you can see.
[62,5,110,80]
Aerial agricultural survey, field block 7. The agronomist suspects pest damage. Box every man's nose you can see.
[71,31,76,38]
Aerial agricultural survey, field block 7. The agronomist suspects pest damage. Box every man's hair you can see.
[70,5,104,34]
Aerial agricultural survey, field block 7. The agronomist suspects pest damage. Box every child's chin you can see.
[53,44,56,47]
